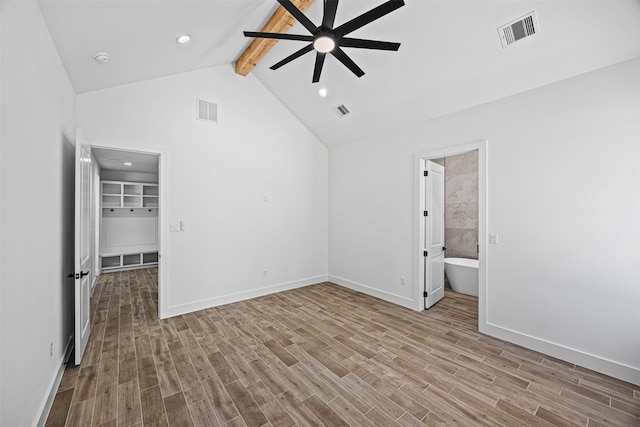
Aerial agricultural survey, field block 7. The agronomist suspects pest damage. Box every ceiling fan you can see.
[243,0,405,83]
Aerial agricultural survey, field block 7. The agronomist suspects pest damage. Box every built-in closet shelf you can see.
[100,251,158,272]
[100,179,159,274]
[101,181,159,209]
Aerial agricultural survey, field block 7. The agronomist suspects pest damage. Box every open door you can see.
[424,160,445,309]
[74,129,92,364]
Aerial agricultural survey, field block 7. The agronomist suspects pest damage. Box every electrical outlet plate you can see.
[170,223,180,232]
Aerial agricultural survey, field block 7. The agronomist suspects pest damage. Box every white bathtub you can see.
[444,258,479,297]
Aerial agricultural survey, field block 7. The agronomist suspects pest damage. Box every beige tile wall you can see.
[436,150,479,260]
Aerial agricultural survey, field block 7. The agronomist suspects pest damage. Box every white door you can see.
[424,160,445,309]
[74,130,92,364]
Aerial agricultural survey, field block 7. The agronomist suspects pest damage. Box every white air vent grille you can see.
[498,11,538,48]
[333,104,350,118]
[197,98,218,123]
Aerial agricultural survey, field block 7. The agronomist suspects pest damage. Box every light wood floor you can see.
[46,268,640,426]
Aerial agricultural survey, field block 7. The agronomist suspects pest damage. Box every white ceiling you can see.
[39,0,640,148]
[93,147,159,174]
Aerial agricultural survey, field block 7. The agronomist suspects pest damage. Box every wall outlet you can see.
[400,277,406,286]
[49,342,53,357]
[489,233,499,244]
[263,270,268,277]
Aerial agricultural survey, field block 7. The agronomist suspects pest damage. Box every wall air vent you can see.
[333,104,350,118]
[498,11,538,48]
[197,98,218,123]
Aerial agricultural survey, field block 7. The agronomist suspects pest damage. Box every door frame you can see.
[82,132,169,319]
[414,140,488,327]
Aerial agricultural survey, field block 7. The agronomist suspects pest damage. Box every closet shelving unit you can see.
[100,181,159,273]
[102,181,159,209]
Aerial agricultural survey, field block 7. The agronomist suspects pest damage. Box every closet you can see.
[99,180,159,272]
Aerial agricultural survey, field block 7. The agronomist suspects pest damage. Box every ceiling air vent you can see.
[498,11,538,48]
[333,104,350,118]
[197,98,218,123]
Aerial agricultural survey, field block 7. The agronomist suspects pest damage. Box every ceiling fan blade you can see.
[312,52,327,83]
[331,47,365,78]
[334,0,405,37]
[340,37,400,51]
[244,31,314,42]
[322,0,339,29]
[270,43,315,70]
[277,0,319,35]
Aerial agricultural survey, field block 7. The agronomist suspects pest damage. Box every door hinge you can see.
[423,211,428,216]
[423,251,428,257]
[424,171,428,176]
[423,291,428,297]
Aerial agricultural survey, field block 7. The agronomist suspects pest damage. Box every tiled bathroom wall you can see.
[434,150,479,260]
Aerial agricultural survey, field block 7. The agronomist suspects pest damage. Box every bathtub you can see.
[444,258,479,297]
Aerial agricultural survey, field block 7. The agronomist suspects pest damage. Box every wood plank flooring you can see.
[46,268,640,426]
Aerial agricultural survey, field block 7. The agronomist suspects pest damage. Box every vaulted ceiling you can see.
[39,0,640,148]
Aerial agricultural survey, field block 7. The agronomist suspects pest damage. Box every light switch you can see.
[170,223,179,232]
[180,220,186,231]
[489,233,499,244]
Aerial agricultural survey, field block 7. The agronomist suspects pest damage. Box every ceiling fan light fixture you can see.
[243,0,405,82]
[313,36,335,53]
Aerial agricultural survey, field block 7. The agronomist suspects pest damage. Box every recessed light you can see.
[318,87,328,98]
[124,162,132,166]
[176,34,191,44]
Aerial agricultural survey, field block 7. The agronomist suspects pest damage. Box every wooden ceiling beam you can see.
[235,0,316,77]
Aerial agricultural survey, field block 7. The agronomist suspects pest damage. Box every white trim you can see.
[163,275,329,318]
[82,132,169,319]
[482,322,640,386]
[329,275,418,311]
[36,336,73,427]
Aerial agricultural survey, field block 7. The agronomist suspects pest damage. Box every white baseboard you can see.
[36,335,74,427]
[328,276,640,386]
[162,275,329,318]
[481,322,640,386]
[328,275,418,311]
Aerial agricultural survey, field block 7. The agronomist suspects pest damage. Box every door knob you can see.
[80,271,89,278]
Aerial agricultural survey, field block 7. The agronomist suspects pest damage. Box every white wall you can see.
[0,1,77,425]
[329,58,640,384]
[77,66,328,317]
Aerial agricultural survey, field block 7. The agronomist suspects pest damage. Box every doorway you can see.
[74,132,167,364]
[92,147,160,285]
[415,140,487,328]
